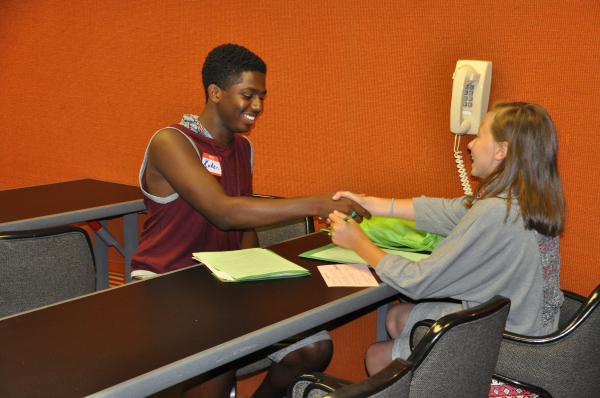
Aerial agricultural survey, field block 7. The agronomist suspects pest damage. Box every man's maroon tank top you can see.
[131,124,253,274]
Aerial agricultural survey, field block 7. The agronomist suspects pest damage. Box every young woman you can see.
[329,102,566,375]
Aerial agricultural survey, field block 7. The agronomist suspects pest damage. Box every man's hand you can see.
[316,192,371,222]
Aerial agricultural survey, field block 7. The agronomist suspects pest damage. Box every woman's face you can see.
[468,112,506,179]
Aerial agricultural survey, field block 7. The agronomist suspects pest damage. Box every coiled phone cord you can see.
[454,134,473,196]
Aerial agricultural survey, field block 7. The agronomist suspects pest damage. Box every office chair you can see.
[0,226,96,318]
[253,194,315,247]
[493,284,600,398]
[288,296,511,398]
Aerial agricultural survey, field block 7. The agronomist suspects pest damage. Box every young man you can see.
[131,44,368,398]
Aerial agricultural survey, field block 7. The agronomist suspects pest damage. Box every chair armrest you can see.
[562,290,586,303]
[287,372,353,398]
[307,373,354,395]
[502,286,598,345]
[409,319,434,352]
[325,359,413,398]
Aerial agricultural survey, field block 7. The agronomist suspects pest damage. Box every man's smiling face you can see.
[217,71,266,134]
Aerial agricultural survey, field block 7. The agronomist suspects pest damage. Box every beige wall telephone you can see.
[450,60,492,195]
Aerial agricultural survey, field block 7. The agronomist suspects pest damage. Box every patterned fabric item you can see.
[489,379,538,398]
[473,188,486,202]
[179,114,212,138]
[533,230,563,326]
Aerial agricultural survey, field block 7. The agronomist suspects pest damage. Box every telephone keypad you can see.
[463,85,475,108]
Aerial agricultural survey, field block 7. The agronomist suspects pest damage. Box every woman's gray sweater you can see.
[376,195,562,336]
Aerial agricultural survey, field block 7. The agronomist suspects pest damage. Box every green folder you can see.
[299,243,430,266]
[193,248,310,282]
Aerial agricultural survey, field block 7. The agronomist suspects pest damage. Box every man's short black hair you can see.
[202,44,267,102]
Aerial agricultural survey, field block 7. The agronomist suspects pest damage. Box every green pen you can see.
[343,211,357,221]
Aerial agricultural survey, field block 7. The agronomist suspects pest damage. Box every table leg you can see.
[123,212,139,284]
[376,301,393,342]
[93,219,110,291]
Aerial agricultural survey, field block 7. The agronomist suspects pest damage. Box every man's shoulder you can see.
[150,126,191,147]
[145,127,205,166]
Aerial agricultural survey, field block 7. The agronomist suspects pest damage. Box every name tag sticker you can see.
[202,153,222,176]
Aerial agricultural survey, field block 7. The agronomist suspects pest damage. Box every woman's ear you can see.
[495,141,508,161]
[207,84,221,103]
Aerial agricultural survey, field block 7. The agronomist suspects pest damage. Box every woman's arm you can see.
[332,191,415,221]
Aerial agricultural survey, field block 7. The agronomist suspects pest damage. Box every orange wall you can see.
[2,0,600,387]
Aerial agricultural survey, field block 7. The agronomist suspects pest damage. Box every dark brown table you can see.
[0,179,146,289]
[0,233,397,398]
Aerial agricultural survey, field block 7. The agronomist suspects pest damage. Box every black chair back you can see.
[0,226,96,318]
[287,296,510,398]
[253,194,315,248]
[408,296,511,398]
[494,285,600,398]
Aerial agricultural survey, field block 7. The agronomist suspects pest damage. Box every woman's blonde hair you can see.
[465,102,565,236]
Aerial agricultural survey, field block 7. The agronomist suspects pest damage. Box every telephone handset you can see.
[450,60,492,195]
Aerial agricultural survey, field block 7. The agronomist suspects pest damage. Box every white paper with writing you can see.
[317,263,379,287]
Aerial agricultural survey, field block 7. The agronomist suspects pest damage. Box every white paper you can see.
[204,263,235,281]
[317,263,379,287]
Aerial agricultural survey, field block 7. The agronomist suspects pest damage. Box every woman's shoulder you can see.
[469,196,518,219]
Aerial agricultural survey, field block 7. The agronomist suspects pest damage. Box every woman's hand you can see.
[329,210,368,250]
[333,192,416,221]
[315,192,371,222]
[329,210,388,268]
[331,190,366,206]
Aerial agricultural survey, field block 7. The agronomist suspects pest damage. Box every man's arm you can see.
[146,129,370,230]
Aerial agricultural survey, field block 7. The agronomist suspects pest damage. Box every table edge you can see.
[0,200,147,232]
[87,283,397,398]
